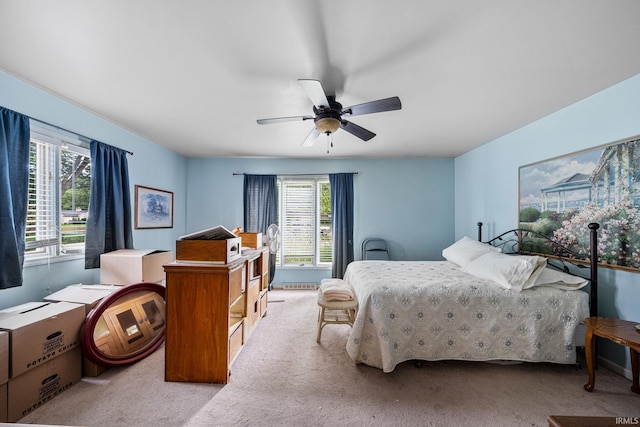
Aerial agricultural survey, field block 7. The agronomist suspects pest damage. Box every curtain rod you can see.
[233,172,358,176]
[29,116,134,156]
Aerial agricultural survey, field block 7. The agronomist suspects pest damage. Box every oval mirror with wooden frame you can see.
[81,282,166,367]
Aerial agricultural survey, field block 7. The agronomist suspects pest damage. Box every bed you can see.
[343,223,599,373]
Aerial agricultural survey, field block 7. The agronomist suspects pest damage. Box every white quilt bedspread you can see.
[343,261,590,373]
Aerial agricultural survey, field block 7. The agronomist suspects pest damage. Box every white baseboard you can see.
[599,356,633,381]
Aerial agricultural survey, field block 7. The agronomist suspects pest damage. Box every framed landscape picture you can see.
[135,185,174,229]
[519,135,640,271]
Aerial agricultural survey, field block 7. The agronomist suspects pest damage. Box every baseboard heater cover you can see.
[279,282,318,290]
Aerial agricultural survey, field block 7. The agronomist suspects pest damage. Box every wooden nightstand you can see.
[583,317,640,394]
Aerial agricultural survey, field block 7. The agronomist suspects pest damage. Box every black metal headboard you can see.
[476,221,600,318]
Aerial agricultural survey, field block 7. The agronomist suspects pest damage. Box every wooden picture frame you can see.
[519,135,640,271]
[135,185,174,229]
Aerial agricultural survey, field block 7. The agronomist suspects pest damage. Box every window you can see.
[25,126,91,262]
[277,176,332,267]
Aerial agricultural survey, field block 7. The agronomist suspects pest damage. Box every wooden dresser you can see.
[163,247,268,384]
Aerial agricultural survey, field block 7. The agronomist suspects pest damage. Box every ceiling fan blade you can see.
[343,96,402,117]
[301,127,321,147]
[298,79,330,108]
[257,115,313,125]
[340,120,376,141]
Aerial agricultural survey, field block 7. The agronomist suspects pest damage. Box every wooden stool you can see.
[316,290,357,343]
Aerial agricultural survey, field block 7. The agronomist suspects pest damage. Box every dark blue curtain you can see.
[243,174,278,283]
[329,173,354,278]
[0,107,30,289]
[243,175,278,233]
[85,140,133,269]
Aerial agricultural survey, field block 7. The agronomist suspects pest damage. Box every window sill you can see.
[278,265,331,270]
[24,252,85,268]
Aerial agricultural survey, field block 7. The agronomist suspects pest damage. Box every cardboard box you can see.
[0,332,7,385]
[100,249,173,285]
[0,302,85,378]
[7,347,81,422]
[81,358,108,378]
[0,382,6,423]
[239,232,263,249]
[44,284,123,314]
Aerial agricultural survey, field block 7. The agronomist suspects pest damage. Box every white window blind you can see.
[281,180,316,265]
[276,176,332,267]
[24,126,91,262]
[26,134,60,253]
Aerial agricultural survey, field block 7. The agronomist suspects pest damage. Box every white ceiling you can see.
[2,1,640,159]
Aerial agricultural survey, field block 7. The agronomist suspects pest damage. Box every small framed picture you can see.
[135,185,174,229]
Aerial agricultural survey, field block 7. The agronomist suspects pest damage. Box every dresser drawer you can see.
[228,318,244,365]
[259,290,268,317]
[244,280,260,337]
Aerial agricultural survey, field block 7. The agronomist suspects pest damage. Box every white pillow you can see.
[462,252,547,291]
[527,267,589,290]
[442,236,501,268]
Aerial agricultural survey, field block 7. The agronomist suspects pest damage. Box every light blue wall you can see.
[455,73,640,372]
[0,71,188,309]
[185,157,455,284]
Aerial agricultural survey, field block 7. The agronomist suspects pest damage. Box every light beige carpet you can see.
[19,290,639,426]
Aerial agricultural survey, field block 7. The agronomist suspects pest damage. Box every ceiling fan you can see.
[257,79,401,149]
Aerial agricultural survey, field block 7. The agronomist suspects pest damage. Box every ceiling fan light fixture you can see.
[315,117,340,134]
[257,79,401,147]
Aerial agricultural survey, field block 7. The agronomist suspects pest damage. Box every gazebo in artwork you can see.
[539,172,592,213]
